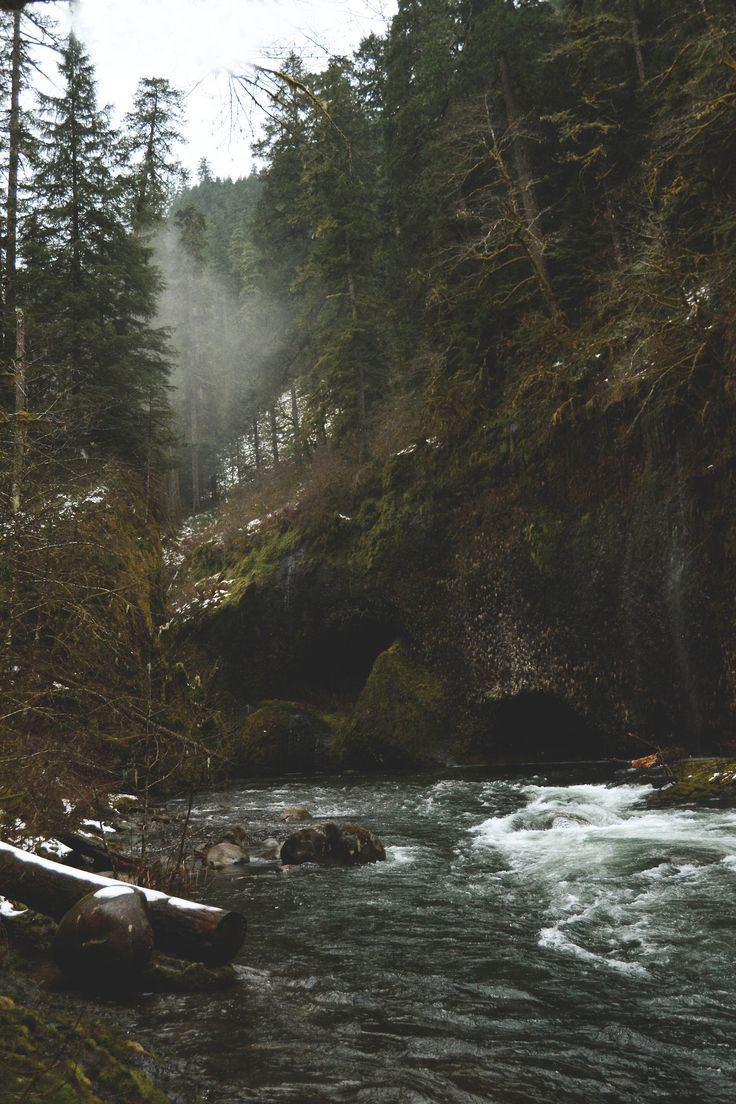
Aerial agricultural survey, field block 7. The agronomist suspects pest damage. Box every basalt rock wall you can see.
[167,436,735,768]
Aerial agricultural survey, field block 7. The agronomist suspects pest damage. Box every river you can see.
[129,765,736,1102]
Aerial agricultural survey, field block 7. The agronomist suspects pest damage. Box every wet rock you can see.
[281,806,311,822]
[205,840,249,869]
[1,905,57,952]
[336,641,454,768]
[651,757,736,803]
[252,837,281,860]
[53,886,154,987]
[339,822,387,864]
[141,952,236,992]
[280,822,385,866]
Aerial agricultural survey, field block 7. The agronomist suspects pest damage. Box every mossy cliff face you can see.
[166,433,736,767]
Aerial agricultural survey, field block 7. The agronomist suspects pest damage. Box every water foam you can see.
[470,782,736,973]
[538,924,650,977]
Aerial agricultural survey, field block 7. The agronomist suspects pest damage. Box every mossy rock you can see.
[230,700,337,775]
[141,954,236,993]
[0,994,169,1103]
[336,641,455,769]
[652,758,736,804]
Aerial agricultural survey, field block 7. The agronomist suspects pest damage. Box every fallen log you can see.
[0,840,246,966]
[56,831,139,873]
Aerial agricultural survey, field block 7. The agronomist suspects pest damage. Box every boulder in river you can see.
[53,885,154,987]
[336,641,454,769]
[281,806,311,822]
[205,840,249,869]
[280,822,385,866]
[141,952,237,992]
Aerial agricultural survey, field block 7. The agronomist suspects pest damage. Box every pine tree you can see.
[24,33,171,466]
[124,76,186,230]
[297,55,389,450]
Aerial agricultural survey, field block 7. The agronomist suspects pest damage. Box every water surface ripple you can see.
[133,767,736,1102]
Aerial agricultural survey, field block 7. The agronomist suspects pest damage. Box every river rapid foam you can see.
[131,768,736,1103]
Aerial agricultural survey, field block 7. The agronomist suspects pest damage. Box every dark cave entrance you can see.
[296,615,399,698]
[477,691,601,762]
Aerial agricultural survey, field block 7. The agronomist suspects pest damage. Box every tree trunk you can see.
[182,274,201,513]
[603,187,624,270]
[345,231,366,457]
[497,50,549,287]
[628,0,646,85]
[4,10,22,356]
[252,415,261,470]
[290,381,301,461]
[189,379,200,512]
[11,307,26,515]
[269,404,279,465]
[0,840,247,966]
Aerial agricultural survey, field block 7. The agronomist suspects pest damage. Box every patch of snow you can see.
[81,819,116,835]
[40,838,72,858]
[0,841,220,914]
[55,485,108,518]
[93,885,136,900]
[0,895,25,918]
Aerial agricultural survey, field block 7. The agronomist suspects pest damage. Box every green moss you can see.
[336,641,455,769]
[230,699,335,775]
[0,995,169,1104]
[221,527,299,606]
[188,539,226,579]
[652,758,736,803]
[523,513,565,576]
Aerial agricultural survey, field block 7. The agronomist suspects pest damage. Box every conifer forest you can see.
[3,2,736,1102]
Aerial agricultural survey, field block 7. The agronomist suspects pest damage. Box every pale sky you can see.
[46,0,396,180]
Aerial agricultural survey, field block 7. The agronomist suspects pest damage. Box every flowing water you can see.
[132,766,736,1102]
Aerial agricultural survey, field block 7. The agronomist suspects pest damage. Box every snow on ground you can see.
[0,895,26,917]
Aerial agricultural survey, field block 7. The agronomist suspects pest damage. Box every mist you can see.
[153,215,300,515]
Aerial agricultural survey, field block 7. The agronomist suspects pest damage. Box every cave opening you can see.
[296,616,399,697]
[477,691,601,762]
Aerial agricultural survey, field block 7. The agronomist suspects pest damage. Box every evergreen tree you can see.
[297,55,389,449]
[24,34,171,466]
[124,76,186,229]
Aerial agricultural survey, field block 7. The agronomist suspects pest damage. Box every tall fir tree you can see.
[23,33,171,466]
[124,76,186,230]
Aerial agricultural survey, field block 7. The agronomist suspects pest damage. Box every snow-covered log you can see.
[0,840,246,965]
